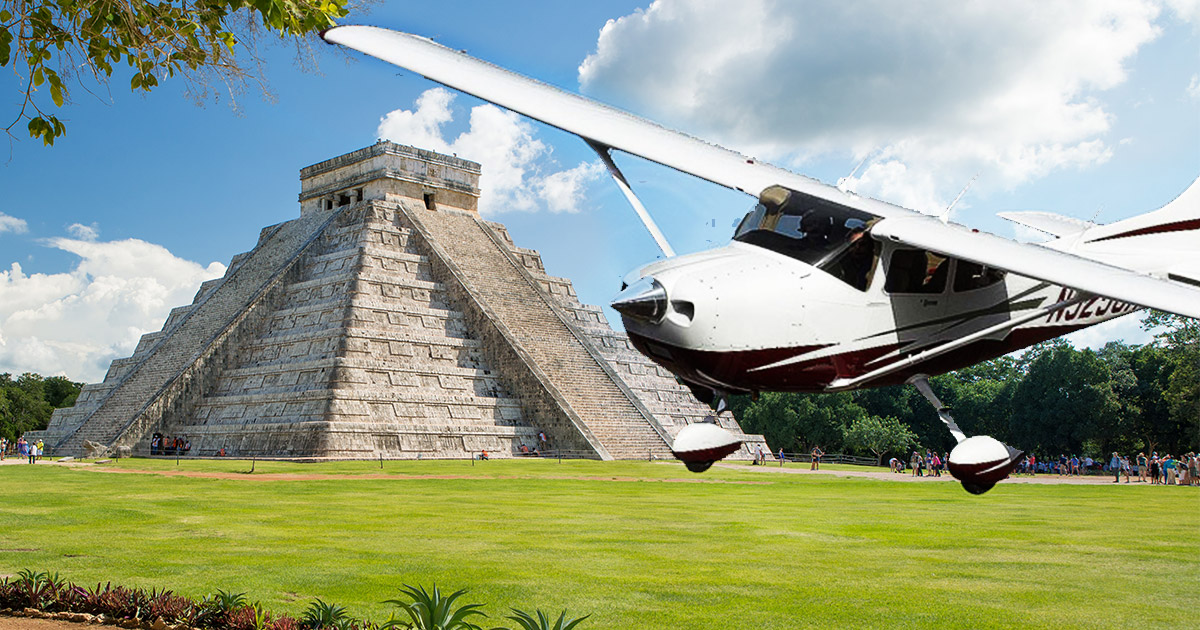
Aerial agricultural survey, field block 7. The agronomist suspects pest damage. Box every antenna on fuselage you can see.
[836,153,873,194]
[586,140,676,258]
[941,172,980,224]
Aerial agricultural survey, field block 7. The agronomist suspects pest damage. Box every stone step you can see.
[56,209,343,454]
[405,204,671,459]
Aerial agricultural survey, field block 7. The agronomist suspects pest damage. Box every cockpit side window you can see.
[733,186,881,290]
[885,249,948,294]
[953,260,1006,292]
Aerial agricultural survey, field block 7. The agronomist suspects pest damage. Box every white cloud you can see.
[67,223,99,241]
[0,212,28,234]
[1188,74,1200,100]
[1164,0,1200,24]
[377,88,604,215]
[1064,312,1156,349]
[0,233,226,382]
[578,0,1166,213]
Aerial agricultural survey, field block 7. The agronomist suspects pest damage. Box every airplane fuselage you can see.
[616,239,1137,394]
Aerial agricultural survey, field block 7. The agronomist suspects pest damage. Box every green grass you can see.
[1,458,1196,629]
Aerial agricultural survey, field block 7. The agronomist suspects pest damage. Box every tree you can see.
[842,415,917,465]
[1007,340,1122,455]
[2,0,348,145]
[0,371,82,442]
[734,391,865,454]
[1142,311,1200,453]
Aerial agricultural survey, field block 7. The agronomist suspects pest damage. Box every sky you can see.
[1,0,1197,383]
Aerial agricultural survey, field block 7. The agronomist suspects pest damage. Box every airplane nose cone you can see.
[611,277,668,324]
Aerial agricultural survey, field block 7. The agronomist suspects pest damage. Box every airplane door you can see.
[880,246,952,343]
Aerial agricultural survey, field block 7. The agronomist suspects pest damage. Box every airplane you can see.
[322,25,1200,494]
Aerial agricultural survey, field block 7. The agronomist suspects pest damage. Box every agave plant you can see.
[382,584,488,630]
[505,609,589,630]
[301,598,350,630]
[212,589,249,614]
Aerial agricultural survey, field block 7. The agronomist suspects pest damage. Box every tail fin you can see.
[1082,178,1199,243]
[1074,178,1200,279]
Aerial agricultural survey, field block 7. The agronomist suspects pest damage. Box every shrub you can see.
[80,582,151,620]
[148,589,195,624]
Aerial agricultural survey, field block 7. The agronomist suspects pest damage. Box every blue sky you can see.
[1,0,1197,382]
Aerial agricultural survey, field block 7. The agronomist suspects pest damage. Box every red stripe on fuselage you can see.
[1086,218,1200,243]
[629,325,1088,393]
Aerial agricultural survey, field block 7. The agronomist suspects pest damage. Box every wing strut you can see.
[826,292,1089,391]
[586,140,675,258]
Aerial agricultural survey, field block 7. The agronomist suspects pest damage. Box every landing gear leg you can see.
[907,375,965,444]
[714,391,729,416]
[907,374,1023,495]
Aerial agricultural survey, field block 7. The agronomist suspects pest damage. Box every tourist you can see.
[480,449,489,461]
[889,457,901,473]
[931,451,942,477]
[1189,453,1199,487]
[1149,455,1161,484]
[519,443,529,455]
[778,447,785,463]
[1137,452,1147,482]
[910,451,921,477]
[0,436,7,461]
[28,440,38,464]
[1163,455,1177,485]
[1109,452,1121,483]
[810,445,824,470]
[1121,456,1132,483]
[36,440,44,461]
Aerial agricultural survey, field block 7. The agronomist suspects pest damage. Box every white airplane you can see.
[323,26,1200,493]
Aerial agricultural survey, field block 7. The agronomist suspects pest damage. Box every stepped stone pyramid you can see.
[34,142,767,460]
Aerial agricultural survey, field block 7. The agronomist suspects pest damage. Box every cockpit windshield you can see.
[734,186,881,290]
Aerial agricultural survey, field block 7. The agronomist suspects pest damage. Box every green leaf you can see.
[50,82,63,107]
[0,30,11,66]
[33,66,44,87]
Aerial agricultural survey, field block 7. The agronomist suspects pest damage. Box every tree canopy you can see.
[0,372,82,442]
[2,0,348,145]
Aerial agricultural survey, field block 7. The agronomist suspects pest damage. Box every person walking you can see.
[1109,452,1121,483]
[28,440,37,464]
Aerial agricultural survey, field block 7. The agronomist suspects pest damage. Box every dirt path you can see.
[4,457,1160,487]
[715,462,1147,485]
[0,617,88,630]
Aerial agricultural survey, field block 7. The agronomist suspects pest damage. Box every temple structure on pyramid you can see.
[32,142,766,460]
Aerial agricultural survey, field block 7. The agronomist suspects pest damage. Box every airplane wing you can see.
[871,216,1200,319]
[325,25,1200,321]
[321,25,905,216]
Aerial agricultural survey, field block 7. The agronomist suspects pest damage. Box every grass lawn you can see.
[1,458,1196,629]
